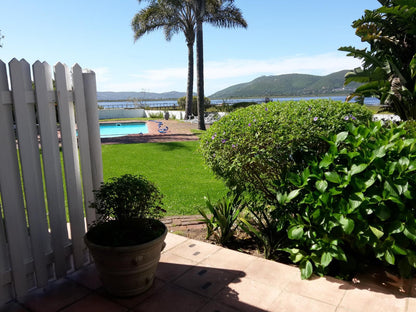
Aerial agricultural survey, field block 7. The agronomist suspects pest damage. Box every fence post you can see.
[9,59,50,288]
[83,70,103,207]
[33,61,69,278]
[54,63,86,269]
[72,64,96,226]
[0,60,29,300]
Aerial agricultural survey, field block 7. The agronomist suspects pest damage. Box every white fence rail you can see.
[0,59,103,305]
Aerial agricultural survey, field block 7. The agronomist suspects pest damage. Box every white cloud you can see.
[204,53,361,80]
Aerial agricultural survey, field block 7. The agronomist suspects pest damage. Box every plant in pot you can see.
[84,174,166,297]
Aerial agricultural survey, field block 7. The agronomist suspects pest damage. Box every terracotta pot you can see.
[84,221,167,297]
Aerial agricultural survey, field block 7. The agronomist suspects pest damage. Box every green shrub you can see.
[279,121,416,279]
[198,192,242,245]
[177,96,211,115]
[200,100,373,201]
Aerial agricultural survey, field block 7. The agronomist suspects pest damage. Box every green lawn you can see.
[101,141,228,216]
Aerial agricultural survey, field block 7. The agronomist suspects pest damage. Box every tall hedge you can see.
[200,100,373,200]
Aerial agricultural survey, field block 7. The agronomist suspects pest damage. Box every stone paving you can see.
[4,233,416,312]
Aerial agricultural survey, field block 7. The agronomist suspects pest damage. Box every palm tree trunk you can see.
[186,41,194,120]
[196,0,206,130]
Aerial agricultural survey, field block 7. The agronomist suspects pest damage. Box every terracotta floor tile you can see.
[173,264,241,298]
[105,278,166,309]
[284,275,351,306]
[215,276,281,312]
[163,233,189,252]
[244,258,300,289]
[60,293,127,312]
[133,284,208,312]
[268,292,336,312]
[339,287,407,312]
[198,300,242,312]
[169,239,221,263]
[21,279,90,312]
[67,264,102,290]
[200,247,256,272]
[157,253,197,282]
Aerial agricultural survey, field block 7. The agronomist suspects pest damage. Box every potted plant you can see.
[84,174,166,297]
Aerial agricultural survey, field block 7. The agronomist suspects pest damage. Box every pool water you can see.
[99,122,148,138]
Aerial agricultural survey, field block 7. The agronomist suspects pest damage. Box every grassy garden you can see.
[101,141,228,216]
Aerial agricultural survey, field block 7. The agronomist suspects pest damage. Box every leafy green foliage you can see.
[200,100,372,202]
[279,121,416,279]
[239,198,289,260]
[177,96,211,115]
[198,192,242,245]
[91,174,165,223]
[339,0,416,120]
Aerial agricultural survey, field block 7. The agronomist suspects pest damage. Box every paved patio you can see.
[3,233,416,312]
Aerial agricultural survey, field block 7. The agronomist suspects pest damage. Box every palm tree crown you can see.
[131,0,247,122]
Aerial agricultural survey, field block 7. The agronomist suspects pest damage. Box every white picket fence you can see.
[0,59,103,305]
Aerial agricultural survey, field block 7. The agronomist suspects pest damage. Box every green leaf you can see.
[339,216,355,234]
[363,174,376,189]
[391,244,407,256]
[300,260,313,279]
[372,146,386,159]
[287,189,301,202]
[389,221,404,234]
[348,198,362,212]
[384,180,399,197]
[408,254,416,269]
[320,252,333,267]
[404,226,416,241]
[385,249,395,265]
[319,154,333,169]
[288,225,304,240]
[375,204,391,221]
[324,171,342,184]
[350,163,368,176]
[370,226,384,239]
[335,132,348,144]
[398,157,410,170]
[315,180,328,193]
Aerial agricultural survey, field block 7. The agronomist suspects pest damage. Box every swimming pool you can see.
[99,122,148,138]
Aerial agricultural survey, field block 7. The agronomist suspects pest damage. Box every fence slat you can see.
[0,60,29,302]
[33,61,69,278]
[54,63,86,269]
[83,70,103,194]
[9,59,50,288]
[72,64,95,226]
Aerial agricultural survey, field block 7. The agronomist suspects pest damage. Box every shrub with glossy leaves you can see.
[200,100,372,201]
[280,121,416,279]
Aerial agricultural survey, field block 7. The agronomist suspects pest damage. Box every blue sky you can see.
[1,0,380,95]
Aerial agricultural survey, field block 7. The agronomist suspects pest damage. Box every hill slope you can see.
[209,70,359,98]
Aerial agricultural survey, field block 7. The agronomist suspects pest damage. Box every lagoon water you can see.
[98,95,380,109]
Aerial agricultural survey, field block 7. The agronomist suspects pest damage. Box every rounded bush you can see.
[200,100,373,200]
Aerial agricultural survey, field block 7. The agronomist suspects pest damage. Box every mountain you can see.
[97,91,187,101]
[209,70,360,98]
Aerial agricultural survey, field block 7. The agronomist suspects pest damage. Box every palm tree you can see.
[195,0,247,130]
[132,0,196,119]
[132,0,247,126]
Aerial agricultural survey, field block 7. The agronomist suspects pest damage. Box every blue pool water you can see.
[100,122,148,138]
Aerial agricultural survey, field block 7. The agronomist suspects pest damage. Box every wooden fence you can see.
[0,59,103,305]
